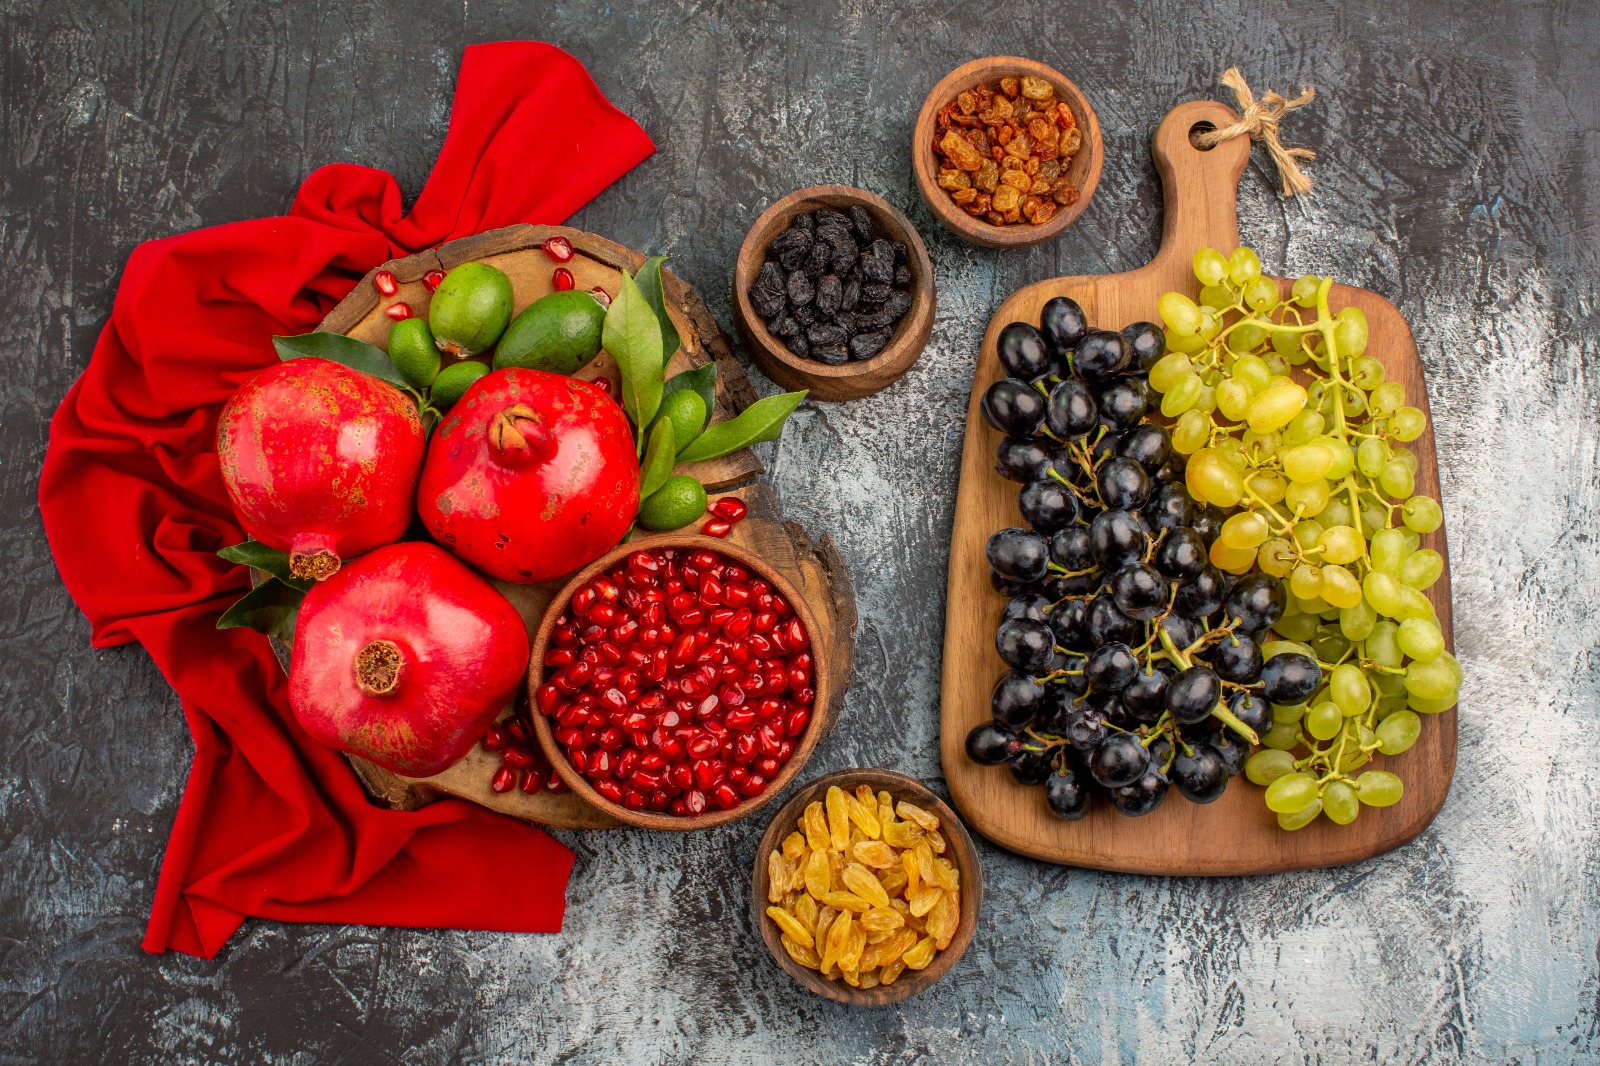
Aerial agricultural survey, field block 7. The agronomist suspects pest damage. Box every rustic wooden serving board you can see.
[939,100,1456,875]
[300,225,858,829]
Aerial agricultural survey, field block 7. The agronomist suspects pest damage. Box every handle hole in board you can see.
[1188,121,1218,151]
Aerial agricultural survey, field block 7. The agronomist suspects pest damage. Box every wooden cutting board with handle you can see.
[939,100,1456,874]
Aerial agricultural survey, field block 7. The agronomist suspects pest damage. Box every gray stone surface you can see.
[4,1,1598,1062]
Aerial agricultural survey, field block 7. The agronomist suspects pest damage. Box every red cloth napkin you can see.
[38,42,655,959]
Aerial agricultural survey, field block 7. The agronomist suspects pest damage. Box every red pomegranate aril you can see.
[373,269,399,296]
[647,790,669,811]
[506,717,532,743]
[541,235,574,262]
[568,748,588,774]
[725,608,754,639]
[708,607,735,629]
[683,789,708,815]
[784,705,811,737]
[588,749,615,778]
[658,734,686,760]
[713,783,741,809]
[618,711,648,735]
[617,749,640,780]
[639,752,666,773]
[687,733,720,760]
[545,773,569,794]
[765,667,789,694]
[553,267,575,291]
[785,617,808,648]
[631,769,663,792]
[670,798,689,816]
[755,697,784,721]
[713,497,748,522]
[724,565,749,584]
[588,602,618,626]
[552,623,578,646]
[757,755,782,779]
[519,768,546,793]
[755,724,783,757]
[738,773,768,798]
[612,619,640,644]
[622,788,646,810]
[733,732,759,764]
[726,708,757,732]
[670,633,698,667]
[595,779,624,804]
[729,765,751,787]
[545,648,576,669]
[754,611,778,634]
[384,302,413,321]
[572,587,597,614]
[722,584,752,608]
[502,747,534,769]
[491,766,516,794]
[483,723,507,751]
[655,708,680,730]
[690,550,717,569]
[422,268,445,293]
[700,578,723,605]
[598,728,625,753]
[702,518,732,538]
[599,687,628,714]
[729,644,753,666]
[776,738,795,762]
[597,641,625,665]
[669,762,694,791]
[720,683,747,707]
[676,606,705,627]
[774,597,795,619]
[536,683,562,715]
[738,672,766,695]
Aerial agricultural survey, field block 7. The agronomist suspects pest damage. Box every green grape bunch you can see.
[1147,245,1459,831]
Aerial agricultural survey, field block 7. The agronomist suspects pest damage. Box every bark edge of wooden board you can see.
[939,100,1457,874]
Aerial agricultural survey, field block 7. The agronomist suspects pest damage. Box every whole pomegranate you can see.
[417,368,639,583]
[217,358,425,580]
[289,541,530,777]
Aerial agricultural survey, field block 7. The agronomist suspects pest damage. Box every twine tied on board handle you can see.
[1194,68,1318,197]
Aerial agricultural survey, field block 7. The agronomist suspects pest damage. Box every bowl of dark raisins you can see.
[734,184,935,402]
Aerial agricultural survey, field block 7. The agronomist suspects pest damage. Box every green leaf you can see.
[602,269,666,433]
[638,418,676,501]
[676,390,808,464]
[217,541,312,590]
[216,578,306,641]
[661,362,717,423]
[273,331,409,388]
[634,255,682,362]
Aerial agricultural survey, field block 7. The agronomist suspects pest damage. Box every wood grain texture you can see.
[732,185,935,401]
[748,769,983,1005]
[940,100,1456,874]
[911,57,1104,248]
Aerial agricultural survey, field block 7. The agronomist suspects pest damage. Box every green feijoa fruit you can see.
[430,360,491,407]
[656,388,707,451]
[386,318,441,389]
[494,290,606,374]
[636,475,708,531]
[428,262,514,357]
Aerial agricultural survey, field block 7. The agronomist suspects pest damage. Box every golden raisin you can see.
[861,907,906,933]
[903,937,937,970]
[1000,77,1021,97]
[843,862,892,909]
[783,934,822,970]
[825,787,851,852]
[853,840,898,868]
[782,832,805,861]
[804,848,830,900]
[767,906,815,948]
[802,802,829,853]
[823,890,871,914]
[880,959,906,985]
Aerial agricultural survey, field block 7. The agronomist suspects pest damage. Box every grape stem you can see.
[1156,626,1260,745]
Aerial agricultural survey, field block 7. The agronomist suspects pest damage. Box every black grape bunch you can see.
[965,297,1302,820]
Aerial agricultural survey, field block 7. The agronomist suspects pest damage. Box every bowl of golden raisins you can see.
[751,769,983,1004]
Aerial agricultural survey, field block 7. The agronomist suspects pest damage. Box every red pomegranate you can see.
[417,368,639,583]
[217,358,425,580]
[288,541,530,777]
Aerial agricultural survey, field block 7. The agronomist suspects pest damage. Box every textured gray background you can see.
[4,0,1598,1063]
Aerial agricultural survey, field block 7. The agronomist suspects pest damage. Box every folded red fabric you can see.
[38,41,655,958]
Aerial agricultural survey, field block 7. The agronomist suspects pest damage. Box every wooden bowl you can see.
[912,57,1103,248]
[733,185,935,402]
[528,536,832,831]
[750,769,984,1005]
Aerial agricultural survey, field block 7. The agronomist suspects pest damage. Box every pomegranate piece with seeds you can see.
[541,547,815,817]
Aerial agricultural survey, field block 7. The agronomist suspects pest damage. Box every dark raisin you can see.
[833,310,858,335]
[757,260,785,292]
[813,343,850,365]
[889,240,908,262]
[794,303,817,326]
[814,207,852,229]
[807,321,849,346]
[861,243,895,284]
[749,285,786,318]
[850,328,892,360]
[841,275,861,311]
[881,289,913,322]
[894,264,914,287]
[768,313,800,338]
[804,240,830,278]
[792,212,815,234]
[786,270,815,306]
[815,275,843,317]
[770,227,811,271]
[786,333,810,359]
[860,282,893,304]
[829,236,858,275]
[850,204,875,241]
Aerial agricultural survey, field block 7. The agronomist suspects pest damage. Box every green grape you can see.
[1160,373,1203,417]
[1193,383,1217,414]
[1390,447,1418,474]
[1271,328,1303,359]
[1355,770,1403,807]
[1369,380,1406,418]
[1311,626,1352,661]
[1306,701,1343,740]
[1244,276,1279,311]
[1272,700,1308,724]
[1336,729,1373,773]
[1171,410,1211,455]
[1291,520,1325,549]
[1228,321,1269,352]
[1158,291,1203,336]
[1380,460,1415,499]
[1215,379,1252,421]
[1291,274,1320,307]
[1407,692,1458,714]
[1250,472,1288,507]
[1374,670,1407,697]
[1220,511,1270,549]
[1332,307,1369,357]
[1402,496,1443,533]
[1398,527,1422,555]
[1370,528,1409,575]
[1321,437,1356,479]
[1148,352,1194,392]
[1318,525,1364,565]
[1360,502,1390,535]
[1275,610,1318,641]
[1393,584,1436,623]
[1330,662,1371,715]
[1231,353,1271,394]
[1357,437,1389,477]
[1198,308,1223,341]
[1262,350,1291,376]
[1339,387,1367,418]
[1400,549,1444,590]
[1263,722,1301,750]
[1259,537,1297,576]
[1212,437,1248,472]
[1362,571,1403,617]
[1279,443,1329,483]
[1241,429,1280,460]
[1198,283,1234,310]
[1322,781,1360,825]
[1262,640,1315,660]
[1365,620,1402,669]
[1246,379,1309,433]
[1396,617,1445,662]
[1439,651,1463,686]
[1278,799,1324,830]
[1391,406,1427,441]
[1350,355,1386,389]
[1404,659,1456,700]
[1265,771,1319,813]
[1281,410,1325,447]
[1168,329,1208,355]
[1286,478,1331,516]
[1376,710,1421,755]
[1339,598,1377,641]
[1246,748,1297,785]
[1228,247,1262,285]
[1375,693,1409,719]
[1193,247,1229,286]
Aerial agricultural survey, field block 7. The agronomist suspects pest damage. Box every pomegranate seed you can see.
[756,724,783,758]
[702,518,733,538]
[669,763,694,791]
[755,697,784,721]
[519,768,546,793]
[784,705,811,737]
[589,750,614,778]
[384,302,413,321]
[684,789,708,816]
[632,770,663,791]
[776,738,795,762]
[723,584,752,608]
[590,286,612,308]
[491,766,516,793]
[623,788,647,810]
[713,783,741,810]
[726,708,757,732]
[541,235,574,262]
[483,724,506,751]
[503,748,534,769]
[739,774,768,798]
[617,749,640,780]
[553,267,575,291]
[757,755,782,779]
[506,717,532,743]
[536,684,561,715]
[733,733,759,764]
[592,377,614,396]
[595,779,625,804]
[754,611,778,634]
[712,497,748,522]
[422,268,445,293]
[687,733,720,760]
[729,765,751,787]
[373,270,399,296]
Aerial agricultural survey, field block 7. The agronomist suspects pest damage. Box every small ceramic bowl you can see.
[528,536,832,831]
[750,769,984,1005]
[733,185,935,402]
[912,56,1102,248]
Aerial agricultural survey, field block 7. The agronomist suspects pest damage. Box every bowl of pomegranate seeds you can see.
[528,537,831,829]
[912,56,1102,249]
